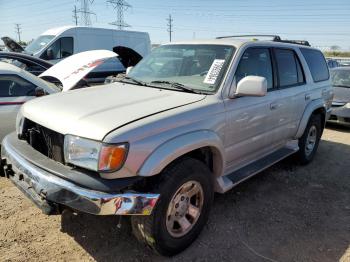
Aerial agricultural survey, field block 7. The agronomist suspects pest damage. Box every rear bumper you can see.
[1,133,159,216]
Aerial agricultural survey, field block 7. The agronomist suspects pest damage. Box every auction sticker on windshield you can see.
[204,59,225,84]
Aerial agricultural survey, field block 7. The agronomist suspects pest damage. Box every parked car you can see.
[339,62,350,67]
[0,62,59,142]
[326,58,340,68]
[328,67,350,126]
[0,45,144,84]
[0,51,53,76]
[0,50,117,142]
[1,36,332,256]
[3,26,151,63]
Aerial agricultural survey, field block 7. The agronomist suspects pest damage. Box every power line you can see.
[167,14,173,42]
[73,5,78,26]
[107,0,131,30]
[14,23,21,42]
[77,0,96,26]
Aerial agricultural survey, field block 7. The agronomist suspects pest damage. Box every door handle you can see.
[305,93,311,101]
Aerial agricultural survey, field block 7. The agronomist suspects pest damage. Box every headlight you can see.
[64,135,128,172]
[346,103,350,109]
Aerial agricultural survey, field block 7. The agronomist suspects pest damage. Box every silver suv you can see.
[1,36,333,256]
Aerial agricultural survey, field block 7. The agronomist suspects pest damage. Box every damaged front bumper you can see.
[1,133,159,216]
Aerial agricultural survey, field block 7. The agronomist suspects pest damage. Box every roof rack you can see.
[216,34,310,46]
[274,39,310,46]
[216,35,281,41]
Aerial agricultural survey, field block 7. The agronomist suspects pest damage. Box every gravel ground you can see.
[0,125,349,262]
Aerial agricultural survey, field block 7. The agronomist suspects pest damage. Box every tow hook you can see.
[2,160,14,178]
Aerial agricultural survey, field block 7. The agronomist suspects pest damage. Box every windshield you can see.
[128,44,235,93]
[25,35,55,54]
[331,69,350,88]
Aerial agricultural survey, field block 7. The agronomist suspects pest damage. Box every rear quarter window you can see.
[300,48,329,82]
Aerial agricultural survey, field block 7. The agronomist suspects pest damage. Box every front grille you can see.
[21,119,65,164]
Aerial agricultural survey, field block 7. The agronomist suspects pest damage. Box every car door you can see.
[0,74,37,142]
[272,48,308,140]
[224,47,282,172]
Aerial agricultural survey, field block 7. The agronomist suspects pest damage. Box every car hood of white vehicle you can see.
[21,82,206,140]
[39,50,118,91]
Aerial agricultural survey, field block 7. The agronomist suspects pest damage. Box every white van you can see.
[23,26,151,63]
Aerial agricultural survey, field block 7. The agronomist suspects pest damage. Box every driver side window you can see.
[40,37,74,60]
[235,48,273,90]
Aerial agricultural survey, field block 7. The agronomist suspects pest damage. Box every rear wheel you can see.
[296,114,322,165]
[0,146,4,177]
[131,158,213,256]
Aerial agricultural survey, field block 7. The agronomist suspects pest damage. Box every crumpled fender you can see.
[295,98,326,139]
[138,130,225,178]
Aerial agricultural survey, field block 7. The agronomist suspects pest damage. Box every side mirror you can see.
[126,66,134,75]
[35,87,45,97]
[230,76,267,98]
[46,48,54,60]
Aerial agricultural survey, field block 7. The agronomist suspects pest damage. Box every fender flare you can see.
[295,99,326,139]
[138,130,225,178]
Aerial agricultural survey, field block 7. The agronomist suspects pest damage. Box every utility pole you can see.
[107,0,131,30]
[15,23,21,42]
[73,5,78,26]
[77,0,96,26]
[167,14,173,42]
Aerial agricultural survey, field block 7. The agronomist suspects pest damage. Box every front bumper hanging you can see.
[1,133,159,216]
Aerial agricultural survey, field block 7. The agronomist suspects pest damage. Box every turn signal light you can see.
[98,144,128,172]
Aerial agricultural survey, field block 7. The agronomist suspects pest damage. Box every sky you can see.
[0,0,349,50]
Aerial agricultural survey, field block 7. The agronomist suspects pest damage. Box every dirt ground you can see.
[0,125,349,262]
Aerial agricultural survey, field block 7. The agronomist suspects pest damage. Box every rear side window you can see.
[300,48,329,82]
[274,49,305,87]
[0,74,36,97]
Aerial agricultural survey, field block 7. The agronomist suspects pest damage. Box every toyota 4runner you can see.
[1,35,333,256]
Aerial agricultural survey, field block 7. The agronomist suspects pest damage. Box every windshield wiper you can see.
[121,76,146,86]
[150,80,207,94]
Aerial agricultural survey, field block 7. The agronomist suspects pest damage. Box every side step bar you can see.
[226,147,298,186]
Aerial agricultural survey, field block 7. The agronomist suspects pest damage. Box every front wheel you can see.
[131,158,213,256]
[296,114,322,165]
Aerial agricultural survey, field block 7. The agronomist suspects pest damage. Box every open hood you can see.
[113,46,143,68]
[1,37,24,52]
[39,50,118,91]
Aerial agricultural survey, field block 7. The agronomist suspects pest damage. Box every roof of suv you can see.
[163,38,314,49]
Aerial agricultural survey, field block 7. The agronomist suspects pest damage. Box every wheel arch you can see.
[137,130,225,179]
[295,99,326,139]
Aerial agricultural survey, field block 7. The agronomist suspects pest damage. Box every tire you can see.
[0,146,4,177]
[0,164,3,177]
[296,114,323,165]
[131,158,214,256]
